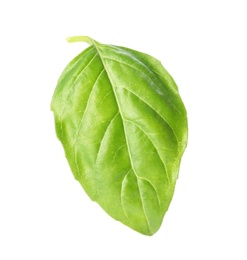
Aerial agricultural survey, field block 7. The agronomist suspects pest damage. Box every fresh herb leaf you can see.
[51,36,188,235]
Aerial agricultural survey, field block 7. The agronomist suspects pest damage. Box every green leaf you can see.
[51,36,188,236]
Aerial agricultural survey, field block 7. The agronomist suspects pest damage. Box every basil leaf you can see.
[51,36,188,235]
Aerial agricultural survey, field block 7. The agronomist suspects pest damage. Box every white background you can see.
[0,0,246,259]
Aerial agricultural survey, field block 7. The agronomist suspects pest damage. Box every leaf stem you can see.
[66,36,94,45]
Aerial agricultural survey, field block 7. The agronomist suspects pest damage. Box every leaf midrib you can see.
[92,42,152,234]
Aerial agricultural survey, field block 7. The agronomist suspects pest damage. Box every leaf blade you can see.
[51,37,188,235]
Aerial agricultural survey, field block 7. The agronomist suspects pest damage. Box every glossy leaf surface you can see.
[51,36,188,235]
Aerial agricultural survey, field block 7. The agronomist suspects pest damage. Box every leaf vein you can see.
[93,112,120,197]
[112,144,127,163]
[124,119,170,185]
[116,86,179,146]
[138,177,161,206]
[73,68,105,178]
[104,56,182,116]
[120,169,133,221]
[59,51,98,138]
